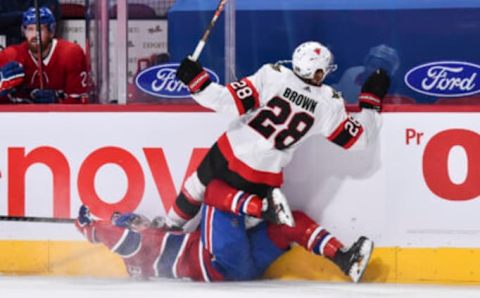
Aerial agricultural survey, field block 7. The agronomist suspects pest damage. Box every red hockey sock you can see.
[267,211,344,258]
[204,179,264,218]
[305,225,344,258]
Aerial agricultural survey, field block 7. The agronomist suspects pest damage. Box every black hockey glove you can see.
[358,68,390,112]
[176,57,212,94]
[77,205,93,227]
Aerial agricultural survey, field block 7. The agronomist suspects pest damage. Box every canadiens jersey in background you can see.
[0,38,88,103]
[192,63,381,187]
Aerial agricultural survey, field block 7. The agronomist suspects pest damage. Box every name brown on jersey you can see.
[283,87,317,113]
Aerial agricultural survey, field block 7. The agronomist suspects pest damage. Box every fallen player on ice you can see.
[75,180,373,282]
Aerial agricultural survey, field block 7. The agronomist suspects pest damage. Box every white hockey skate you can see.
[333,236,374,283]
[263,188,295,227]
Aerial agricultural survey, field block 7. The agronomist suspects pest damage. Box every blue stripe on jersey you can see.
[113,230,141,257]
[312,232,330,255]
[156,233,186,278]
[237,193,250,214]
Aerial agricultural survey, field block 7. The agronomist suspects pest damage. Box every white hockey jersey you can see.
[193,64,381,187]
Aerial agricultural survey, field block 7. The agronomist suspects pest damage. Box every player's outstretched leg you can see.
[266,211,373,283]
[332,236,374,283]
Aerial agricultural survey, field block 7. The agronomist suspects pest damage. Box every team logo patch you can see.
[332,90,342,99]
[135,63,220,98]
[404,61,480,97]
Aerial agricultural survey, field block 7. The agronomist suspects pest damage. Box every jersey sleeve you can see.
[75,219,143,258]
[0,46,21,67]
[348,108,382,150]
[62,43,89,103]
[323,88,381,150]
[191,64,269,116]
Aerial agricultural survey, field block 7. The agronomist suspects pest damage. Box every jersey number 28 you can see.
[248,97,314,150]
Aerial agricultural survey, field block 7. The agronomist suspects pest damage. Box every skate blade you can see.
[271,188,295,227]
[349,239,374,283]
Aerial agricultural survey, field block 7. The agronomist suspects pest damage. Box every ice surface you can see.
[1,276,480,298]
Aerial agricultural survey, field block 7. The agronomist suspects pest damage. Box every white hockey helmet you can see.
[292,41,337,82]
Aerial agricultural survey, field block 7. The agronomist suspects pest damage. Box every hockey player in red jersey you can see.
[76,179,373,282]
[0,7,89,104]
[167,41,389,228]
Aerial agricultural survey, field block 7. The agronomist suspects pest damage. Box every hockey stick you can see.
[190,0,229,61]
[0,215,74,223]
[33,0,45,89]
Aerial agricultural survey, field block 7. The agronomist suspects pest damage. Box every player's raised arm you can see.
[176,57,265,116]
[358,68,390,112]
[327,69,390,150]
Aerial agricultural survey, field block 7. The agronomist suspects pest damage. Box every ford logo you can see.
[405,61,480,97]
[135,63,220,98]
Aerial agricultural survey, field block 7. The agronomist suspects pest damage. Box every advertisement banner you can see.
[0,111,230,240]
[0,110,480,250]
[283,112,480,248]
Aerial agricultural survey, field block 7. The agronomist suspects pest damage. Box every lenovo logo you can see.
[7,146,208,219]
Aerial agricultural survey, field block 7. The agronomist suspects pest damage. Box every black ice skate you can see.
[262,188,295,227]
[332,236,374,283]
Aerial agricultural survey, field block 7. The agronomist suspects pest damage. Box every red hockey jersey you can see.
[75,220,224,281]
[0,39,88,103]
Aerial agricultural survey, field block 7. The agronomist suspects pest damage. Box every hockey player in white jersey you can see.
[170,41,390,282]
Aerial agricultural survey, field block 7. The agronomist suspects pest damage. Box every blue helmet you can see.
[22,7,56,32]
[363,44,400,75]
